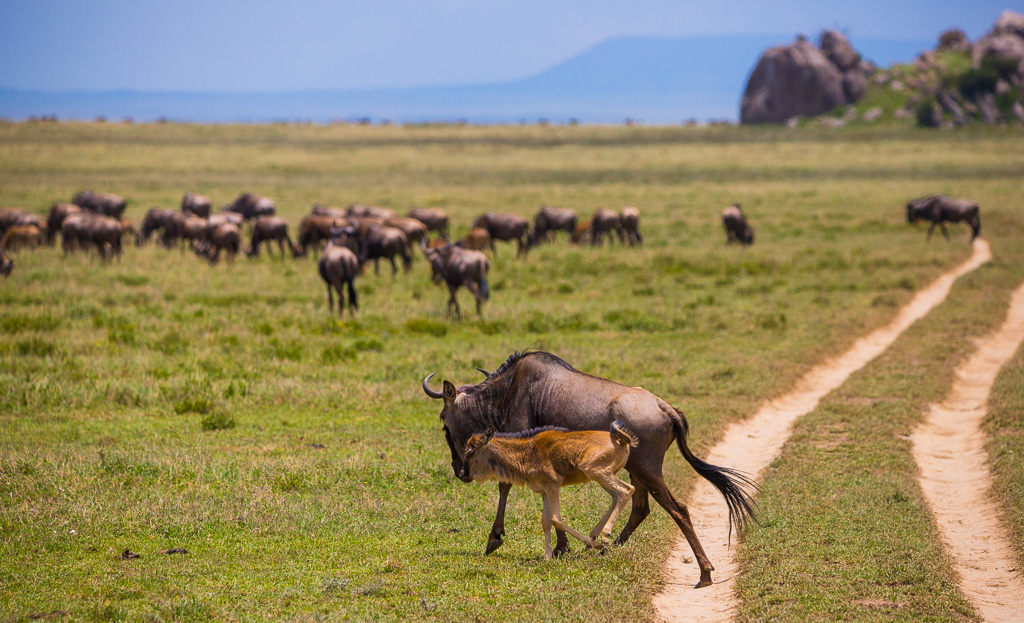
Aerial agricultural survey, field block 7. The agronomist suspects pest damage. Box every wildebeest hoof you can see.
[484,538,503,555]
[552,545,570,558]
[694,570,713,588]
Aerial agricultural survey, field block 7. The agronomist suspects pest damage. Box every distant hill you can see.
[0,34,933,124]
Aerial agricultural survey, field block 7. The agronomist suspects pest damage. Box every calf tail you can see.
[670,407,758,541]
[610,420,638,447]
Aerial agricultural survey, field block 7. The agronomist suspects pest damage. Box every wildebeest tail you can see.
[346,278,358,310]
[610,420,638,447]
[670,407,759,541]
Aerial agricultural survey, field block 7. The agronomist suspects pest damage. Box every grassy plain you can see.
[0,121,1022,621]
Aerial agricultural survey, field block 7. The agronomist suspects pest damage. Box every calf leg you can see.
[541,493,555,559]
[590,474,635,546]
[545,489,595,549]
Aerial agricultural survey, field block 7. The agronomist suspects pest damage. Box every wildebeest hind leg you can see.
[614,478,650,546]
[940,222,950,240]
[645,474,715,588]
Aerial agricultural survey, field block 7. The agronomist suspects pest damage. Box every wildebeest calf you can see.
[906,195,980,242]
[722,203,754,245]
[461,422,636,558]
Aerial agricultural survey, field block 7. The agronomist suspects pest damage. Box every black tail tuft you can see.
[671,409,759,542]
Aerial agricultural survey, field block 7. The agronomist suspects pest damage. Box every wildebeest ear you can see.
[442,380,457,404]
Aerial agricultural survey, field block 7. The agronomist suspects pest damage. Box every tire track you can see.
[910,279,1024,623]
[653,239,992,623]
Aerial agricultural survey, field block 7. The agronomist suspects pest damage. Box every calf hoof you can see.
[484,538,503,555]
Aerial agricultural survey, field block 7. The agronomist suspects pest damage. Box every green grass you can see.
[0,121,1022,621]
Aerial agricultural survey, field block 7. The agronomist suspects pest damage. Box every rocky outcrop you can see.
[741,31,866,124]
[937,29,970,52]
[990,10,1024,39]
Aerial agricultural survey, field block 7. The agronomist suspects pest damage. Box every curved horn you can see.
[475,367,490,378]
[422,372,443,399]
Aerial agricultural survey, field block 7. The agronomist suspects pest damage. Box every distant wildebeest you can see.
[570,220,591,244]
[384,217,428,253]
[1,225,43,252]
[619,206,642,246]
[461,422,636,558]
[200,222,241,264]
[61,212,123,259]
[530,206,577,245]
[297,214,350,256]
[311,204,348,219]
[906,195,981,242]
[318,228,360,316]
[138,208,176,246]
[181,192,212,218]
[0,208,45,238]
[356,224,411,275]
[346,203,396,220]
[722,203,754,245]
[421,242,490,318]
[423,350,757,588]
[471,212,531,257]
[589,209,623,247]
[407,207,450,237]
[72,190,127,219]
[457,227,491,252]
[45,203,81,245]
[224,192,275,221]
[245,216,299,258]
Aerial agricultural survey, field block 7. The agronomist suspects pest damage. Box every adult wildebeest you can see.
[72,191,127,219]
[471,212,530,257]
[906,195,981,242]
[245,216,299,258]
[200,222,241,264]
[347,203,396,220]
[297,214,351,256]
[590,209,623,247]
[181,192,212,218]
[61,212,123,259]
[461,422,636,558]
[384,217,428,253]
[318,228,360,316]
[722,203,754,245]
[422,242,490,318]
[530,206,577,245]
[619,206,642,246]
[407,207,449,237]
[138,208,176,246]
[0,208,44,238]
[356,224,411,275]
[311,204,348,219]
[45,203,81,245]
[224,192,276,221]
[423,351,757,588]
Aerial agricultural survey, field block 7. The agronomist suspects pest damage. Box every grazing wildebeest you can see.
[906,195,981,242]
[471,212,530,257]
[461,422,636,558]
[722,203,754,245]
[457,227,491,252]
[61,212,123,259]
[245,216,299,258]
[530,206,577,245]
[619,206,642,246]
[224,192,276,221]
[347,204,396,220]
[297,214,350,256]
[1,225,42,251]
[570,220,591,244]
[318,228,360,316]
[200,222,241,264]
[72,191,127,219]
[407,207,450,237]
[0,208,44,237]
[356,224,410,275]
[384,217,428,253]
[45,203,81,245]
[422,242,490,318]
[589,209,623,247]
[423,351,757,588]
[138,208,176,246]
[181,192,212,218]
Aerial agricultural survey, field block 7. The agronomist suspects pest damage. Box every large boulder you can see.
[741,39,847,124]
[820,30,860,72]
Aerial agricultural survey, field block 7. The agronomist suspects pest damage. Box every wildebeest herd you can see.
[0,190,982,320]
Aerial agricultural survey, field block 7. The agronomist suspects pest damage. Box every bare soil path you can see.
[910,279,1024,623]
[653,239,992,623]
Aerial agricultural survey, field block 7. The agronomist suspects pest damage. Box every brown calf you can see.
[461,421,636,558]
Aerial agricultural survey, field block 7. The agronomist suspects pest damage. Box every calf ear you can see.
[483,427,495,443]
[442,380,457,405]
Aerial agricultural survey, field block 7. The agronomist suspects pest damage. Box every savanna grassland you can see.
[1,121,1023,622]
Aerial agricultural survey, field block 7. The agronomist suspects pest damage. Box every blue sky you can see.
[0,1,1016,91]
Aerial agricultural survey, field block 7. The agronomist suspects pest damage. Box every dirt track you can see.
[911,279,1024,623]
[653,239,992,623]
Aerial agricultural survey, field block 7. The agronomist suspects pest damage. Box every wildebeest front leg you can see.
[926,222,937,240]
[940,222,951,240]
[446,283,461,319]
[486,482,512,554]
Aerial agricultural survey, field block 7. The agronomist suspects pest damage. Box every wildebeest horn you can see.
[476,367,490,377]
[422,372,443,399]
